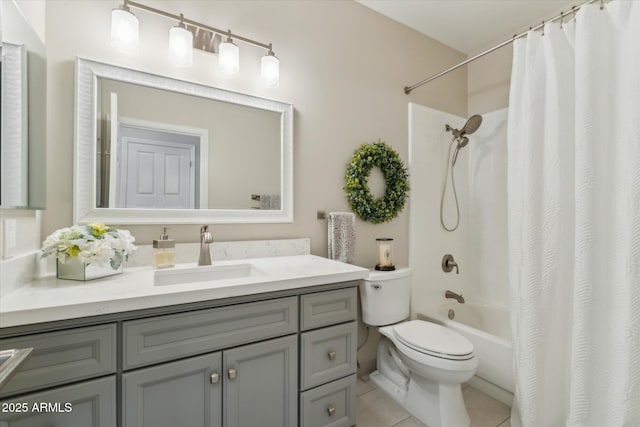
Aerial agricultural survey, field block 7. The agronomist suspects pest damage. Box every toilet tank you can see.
[359,267,413,326]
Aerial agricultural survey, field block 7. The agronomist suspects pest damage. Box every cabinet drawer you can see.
[123,296,297,369]
[0,376,116,426]
[300,374,356,427]
[301,288,356,331]
[0,324,116,398]
[301,322,357,390]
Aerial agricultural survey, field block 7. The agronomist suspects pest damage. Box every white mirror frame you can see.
[74,57,293,224]
[1,43,29,208]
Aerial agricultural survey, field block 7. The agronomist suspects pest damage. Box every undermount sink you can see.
[0,348,33,389]
[154,263,258,286]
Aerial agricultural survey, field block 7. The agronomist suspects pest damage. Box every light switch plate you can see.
[3,219,17,259]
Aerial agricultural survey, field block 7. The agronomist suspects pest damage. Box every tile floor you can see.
[356,377,511,427]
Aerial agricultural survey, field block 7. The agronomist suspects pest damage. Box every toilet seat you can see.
[392,320,474,361]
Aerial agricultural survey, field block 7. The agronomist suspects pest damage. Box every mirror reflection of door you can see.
[118,130,195,209]
[98,92,209,209]
[116,123,208,209]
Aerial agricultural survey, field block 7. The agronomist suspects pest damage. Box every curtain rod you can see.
[404,0,600,95]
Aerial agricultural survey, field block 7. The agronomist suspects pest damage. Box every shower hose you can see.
[440,136,461,232]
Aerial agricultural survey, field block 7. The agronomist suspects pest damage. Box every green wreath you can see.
[344,140,409,224]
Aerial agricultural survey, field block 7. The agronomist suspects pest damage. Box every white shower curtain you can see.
[507,1,640,426]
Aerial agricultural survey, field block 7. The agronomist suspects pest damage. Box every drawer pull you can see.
[228,368,237,380]
[210,372,220,384]
[327,351,337,361]
[327,405,336,417]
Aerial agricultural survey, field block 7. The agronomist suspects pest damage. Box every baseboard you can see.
[468,375,514,407]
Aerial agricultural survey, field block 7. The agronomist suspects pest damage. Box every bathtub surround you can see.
[409,105,508,310]
[409,104,511,405]
[408,105,472,313]
[507,1,640,425]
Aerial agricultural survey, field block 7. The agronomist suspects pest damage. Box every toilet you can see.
[360,267,478,427]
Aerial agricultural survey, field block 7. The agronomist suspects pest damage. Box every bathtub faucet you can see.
[445,290,465,304]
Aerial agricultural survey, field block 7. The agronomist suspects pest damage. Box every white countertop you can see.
[0,255,369,328]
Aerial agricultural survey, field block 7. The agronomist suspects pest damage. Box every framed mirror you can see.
[74,58,293,224]
[0,0,47,209]
[1,42,28,207]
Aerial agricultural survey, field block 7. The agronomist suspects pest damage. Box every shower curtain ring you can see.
[600,0,604,10]
[560,12,564,28]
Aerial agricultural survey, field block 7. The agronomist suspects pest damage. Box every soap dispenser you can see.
[153,227,175,269]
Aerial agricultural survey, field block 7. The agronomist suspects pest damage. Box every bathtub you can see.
[418,301,514,404]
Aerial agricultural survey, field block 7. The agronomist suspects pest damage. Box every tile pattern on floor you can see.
[356,378,511,427]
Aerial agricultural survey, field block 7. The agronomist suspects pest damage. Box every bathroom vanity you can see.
[0,253,366,427]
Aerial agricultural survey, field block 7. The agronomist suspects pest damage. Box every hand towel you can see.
[259,194,281,210]
[328,212,356,263]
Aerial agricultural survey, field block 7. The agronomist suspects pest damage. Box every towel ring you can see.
[344,140,409,224]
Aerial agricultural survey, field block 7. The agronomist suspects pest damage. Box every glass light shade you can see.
[261,53,280,88]
[111,7,139,55]
[169,25,193,67]
[218,39,239,75]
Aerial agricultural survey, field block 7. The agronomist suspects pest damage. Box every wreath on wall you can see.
[344,140,409,224]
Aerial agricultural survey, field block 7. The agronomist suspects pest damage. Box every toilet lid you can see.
[393,320,474,360]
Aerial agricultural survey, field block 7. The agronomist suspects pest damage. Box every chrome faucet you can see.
[445,290,465,304]
[198,225,214,266]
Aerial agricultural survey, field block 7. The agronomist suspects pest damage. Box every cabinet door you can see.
[123,352,222,427]
[0,376,116,427]
[223,335,297,427]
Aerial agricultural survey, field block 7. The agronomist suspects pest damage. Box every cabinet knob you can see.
[327,406,336,417]
[210,372,220,384]
[327,351,337,361]
[228,368,237,380]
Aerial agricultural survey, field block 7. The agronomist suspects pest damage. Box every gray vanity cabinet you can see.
[0,283,359,427]
[122,335,297,427]
[121,298,298,427]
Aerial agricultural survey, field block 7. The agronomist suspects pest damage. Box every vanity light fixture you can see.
[168,14,193,67]
[261,44,280,88]
[218,31,240,76]
[110,3,139,55]
[110,0,280,87]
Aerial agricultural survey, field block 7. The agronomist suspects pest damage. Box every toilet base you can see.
[370,370,471,427]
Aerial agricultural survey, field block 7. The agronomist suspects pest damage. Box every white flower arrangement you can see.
[41,223,137,270]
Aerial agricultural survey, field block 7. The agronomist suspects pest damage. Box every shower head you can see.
[445,114,483,147]
[462,115,482,136]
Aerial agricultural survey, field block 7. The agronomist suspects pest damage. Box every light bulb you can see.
[111,5,139,55]
[261,51,279,88]
[169,23,193,67]
[218,36,239,76]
